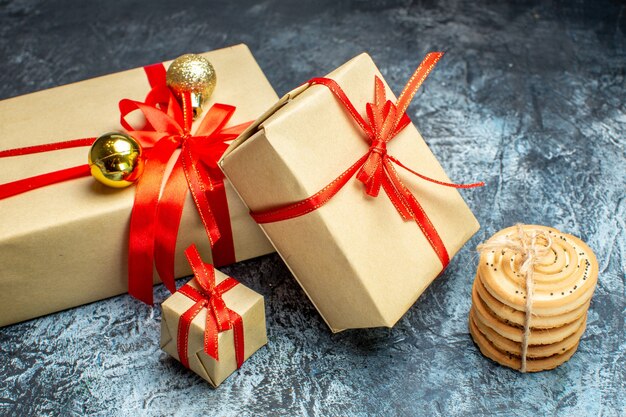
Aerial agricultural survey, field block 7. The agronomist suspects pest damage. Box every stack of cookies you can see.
[469,224,598,372]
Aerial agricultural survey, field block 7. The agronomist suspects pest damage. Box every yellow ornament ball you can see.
[88,132,144,188]
[166,53,216,119]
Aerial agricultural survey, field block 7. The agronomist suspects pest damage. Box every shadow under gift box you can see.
[220,53,480,332]
[0,44,276,327]
[160,269,267,388]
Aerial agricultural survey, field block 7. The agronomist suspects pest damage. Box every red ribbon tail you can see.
[128,139,179,305]
[0,138,96,157]
[218,121,253,137]
[230,310,245,368]
[394,52,444,126]
[0,165,91,200]
[154,155,188,294]
[209,296,232,333]
[404,189,450,268]
[195,103,236,136]
[388,155,484,189]
[181,146,221,245]
[379,171,414,221]
[144,63,167,89]
[383,160,450,268]
[204,313,220,361]
[177,299,206,369]
[0,138,96,200]
[204,171,236,267]
[184,244,217,293]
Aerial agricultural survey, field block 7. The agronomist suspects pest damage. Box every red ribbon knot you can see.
[176,244,244,369]
[369,141,387,155]
[250,52,484,271]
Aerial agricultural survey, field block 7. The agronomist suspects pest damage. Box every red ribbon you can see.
[0,63,250,305]
[176,244,244,369]
[0,138,95,199]
[124,63,251,304]
[250,52,484,269]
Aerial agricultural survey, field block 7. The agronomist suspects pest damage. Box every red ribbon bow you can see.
[176,244,244,369]
[124,63,251,304]
[0,63,250,305]
[250,52,484,269]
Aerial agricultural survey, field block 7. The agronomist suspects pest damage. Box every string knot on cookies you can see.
[477,224,553,372]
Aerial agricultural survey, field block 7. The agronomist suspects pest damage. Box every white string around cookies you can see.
[477,224,553,372]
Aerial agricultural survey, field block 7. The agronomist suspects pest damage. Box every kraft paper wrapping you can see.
[160,270,267,388]
[221,53,480,332]
[0,44,277,326]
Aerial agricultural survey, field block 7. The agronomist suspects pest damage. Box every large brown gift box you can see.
[221,53,480,332]
[160,248,266,388]
[0,44,276,326]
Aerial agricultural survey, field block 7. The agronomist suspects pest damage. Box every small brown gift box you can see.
[160,245,267,387]
[221,53,480,332]
[0,44,276,326]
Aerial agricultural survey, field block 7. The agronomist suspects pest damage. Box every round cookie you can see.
[478,225,598,316]
[469,308,586,358]
[475,274,590,328]
[469,316,580,372]
[471,280,586,345]
[474,275,590,329]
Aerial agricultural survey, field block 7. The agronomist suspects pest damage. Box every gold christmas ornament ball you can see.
[166,53,217,119]
[88,132,144,188]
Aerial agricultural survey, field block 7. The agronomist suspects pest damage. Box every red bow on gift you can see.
[176,244,244,369]
[251,52,484,270]
[0,63,250,305]
[123,63,251,304]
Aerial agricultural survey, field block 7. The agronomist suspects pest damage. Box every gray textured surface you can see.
[1,0,625,416]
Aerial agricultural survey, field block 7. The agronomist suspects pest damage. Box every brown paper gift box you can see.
[160,268,266,387]
[0,44,277,327]
[220,53,480,332]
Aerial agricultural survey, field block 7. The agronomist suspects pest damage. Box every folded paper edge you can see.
[221,52,373,162]
[221,82,310,161]
[194,349,219,388]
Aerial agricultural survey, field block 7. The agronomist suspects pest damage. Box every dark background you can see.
[1,0,624,416]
